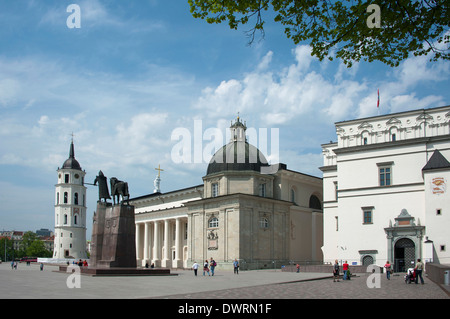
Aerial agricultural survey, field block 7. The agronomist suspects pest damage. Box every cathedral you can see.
[130,117,323,270]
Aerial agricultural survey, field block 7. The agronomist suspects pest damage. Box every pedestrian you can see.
[192,261,199,276]
[333,259,340,282]
[296,264,300,273]
[40,263,44,271]
[210,257,216,276]
[203,260,210,276]
[343,260,349,280]
[414,258,424,284]
[11,260,14,270]
[233,259,239,274]
[384,261,392,280]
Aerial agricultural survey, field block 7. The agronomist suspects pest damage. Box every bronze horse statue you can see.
[110,177,130,205]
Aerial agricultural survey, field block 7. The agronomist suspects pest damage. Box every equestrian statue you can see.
[110,177,130,205]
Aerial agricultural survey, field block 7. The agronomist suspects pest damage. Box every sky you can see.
[0,0,449,239]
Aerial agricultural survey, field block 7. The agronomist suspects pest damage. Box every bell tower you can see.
[53,139,87,260]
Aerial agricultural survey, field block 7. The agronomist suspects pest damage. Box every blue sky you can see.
[1,0,449,238]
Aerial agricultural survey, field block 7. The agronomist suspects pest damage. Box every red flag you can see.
[377,89,380,108]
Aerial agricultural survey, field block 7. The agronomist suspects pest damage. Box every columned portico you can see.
[136,217,188,268]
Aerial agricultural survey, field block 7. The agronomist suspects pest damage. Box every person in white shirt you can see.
[192,261,199,276]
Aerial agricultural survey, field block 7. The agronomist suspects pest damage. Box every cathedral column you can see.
[152,221,161,267]
[162,219,172,268]
[174,217,183,268]
[135,223,142,263]
[143,222,150,266]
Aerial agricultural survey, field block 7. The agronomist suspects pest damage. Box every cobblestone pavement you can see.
[0,263,448,299]
[158,273,449,299]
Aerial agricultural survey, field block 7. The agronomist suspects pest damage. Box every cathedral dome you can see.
[206,141,269,175]
[206,116,269,176]
[62,141,82,170]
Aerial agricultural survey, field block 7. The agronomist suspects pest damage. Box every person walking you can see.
[414,259,424,284]
[333,260,340,282]
[192,261,199,276]
[233,259,239,274]
[203,260,210,276]
[384,261,392,280]
[210,257,216,276]
[296,264,300,273]
[40,263,44,271]
[343,261,349,280]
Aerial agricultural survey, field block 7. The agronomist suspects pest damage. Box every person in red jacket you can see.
[343,261,349,280]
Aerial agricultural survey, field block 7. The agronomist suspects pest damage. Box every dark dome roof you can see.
[206,141,269,175]
[62,141,82,170]
[62,157,82,170]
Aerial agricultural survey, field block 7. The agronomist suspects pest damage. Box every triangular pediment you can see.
[358,122,373,130]
[416,112,433,122]
[386,117,401,126]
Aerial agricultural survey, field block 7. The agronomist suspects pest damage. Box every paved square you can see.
[0,263,448,299]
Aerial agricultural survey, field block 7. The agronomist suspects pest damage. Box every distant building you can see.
[321,105,450,270]
[36,229,53,237]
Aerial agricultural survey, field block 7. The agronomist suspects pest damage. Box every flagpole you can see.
[377,89,380,116]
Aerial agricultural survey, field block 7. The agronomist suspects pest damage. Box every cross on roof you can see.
[155,164,164,177]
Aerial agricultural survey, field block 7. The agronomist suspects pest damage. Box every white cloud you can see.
[192,44,449,130]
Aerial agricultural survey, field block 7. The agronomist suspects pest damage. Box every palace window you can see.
[209,217,219,228]
[379,167,391,186]
[334,182,338,200]
[377,162,393,186]
[362,207,374,224]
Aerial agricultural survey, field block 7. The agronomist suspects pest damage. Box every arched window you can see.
[209,217,219,228]
[361,130,370,145]
[389,127,398,141]
[290,189,295,203]
[64,192,68,204]
[74,214,78,225]
[64,214,68,225]
[309,195,322,209]
[74,193,79,205]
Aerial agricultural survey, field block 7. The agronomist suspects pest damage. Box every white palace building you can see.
[320,105,450,271]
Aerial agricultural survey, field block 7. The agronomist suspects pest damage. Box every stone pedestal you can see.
[90,202,136,268]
